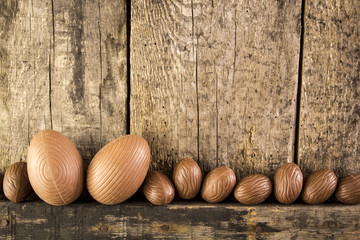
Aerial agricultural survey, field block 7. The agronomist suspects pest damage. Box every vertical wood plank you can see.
[98,0,128,145]
[51,0,128,165]
[299,0,359,177]
[0,0,52,172]
[131,1,198,173]
[196,0,301,176]
[131,0,301,177]
[51,0,102,164]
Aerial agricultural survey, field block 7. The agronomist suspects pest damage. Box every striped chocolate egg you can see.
[274,163,303,204]
[27,130,84,206]
[87,135,151,205]
[234,174,272,205]
[173,158,202,199]
[201,166,236,203]
[302,169,337,204]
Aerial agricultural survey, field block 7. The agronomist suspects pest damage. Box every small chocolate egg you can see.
[335,174,360,204]
[143,171,175,205]
[234,174,272,205]
[3,162,32,203]
[87,135,151,205]
[201,166,236,203]
[27,130,84,206]
[274,163,303,204]
[302,169,337,204]
[173,158,202,199]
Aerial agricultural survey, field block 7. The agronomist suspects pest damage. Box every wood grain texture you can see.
[0,0,127,172]
[299,0,360,177]
[131,0,301,177]
[0,0,52,172]
[0,201,359,239]
[130,1,198,173]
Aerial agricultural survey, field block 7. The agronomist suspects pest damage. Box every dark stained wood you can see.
[299,0,360,177]
[0,201,359,239]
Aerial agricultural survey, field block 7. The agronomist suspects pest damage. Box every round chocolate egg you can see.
[173,158,202,199]
[301,169,337,204]
[234,174,272,205]
[201,166,236,203]
[3,162,32,202]
[27,130,84,206]
[274,163,303,204]
[87,135,151,205]
[143,171,175,205]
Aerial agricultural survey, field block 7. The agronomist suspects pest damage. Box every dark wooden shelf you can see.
[0,200,358,239]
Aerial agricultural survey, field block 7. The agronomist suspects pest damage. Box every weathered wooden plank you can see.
[0,0,52,172]
[131,1,198,173]
[51,0,102,164]
[0,201,358,239]
[98,0,128,145]
[195,0,301,176]
[131,0,301,176]
[299,0,360,177]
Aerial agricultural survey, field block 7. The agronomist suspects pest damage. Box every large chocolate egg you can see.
[87,135,151,205]
[27,130,84,206]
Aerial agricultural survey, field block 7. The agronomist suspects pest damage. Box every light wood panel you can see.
[0,0,52,172]
[131,0,301,177]
[299,0,359,177]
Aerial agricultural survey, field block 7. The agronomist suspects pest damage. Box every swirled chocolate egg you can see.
[87,135,151,205]
[3,162,32,203]
[173,158,202,199]
[27,130,84,206]
[274,163,303,204]
[234,174,272,205]
[335,174,360,204]
[302,169,337,204]
[201,166,236,203]
[143,171,175,205]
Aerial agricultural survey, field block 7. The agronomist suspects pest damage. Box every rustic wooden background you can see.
[0,0,359,179]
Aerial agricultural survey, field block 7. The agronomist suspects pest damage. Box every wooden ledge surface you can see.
[0,200,359,239]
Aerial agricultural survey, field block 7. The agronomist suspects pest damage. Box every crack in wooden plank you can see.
[294,0,306,165]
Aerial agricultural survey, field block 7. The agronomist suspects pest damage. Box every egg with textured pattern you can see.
[27,130,84,206]
[234,174,272,205]
[201,166,236,203]
[274,163,303,204]
[301,169,337,204]
[87,135,151,205]
[335,174,360,204]
[143,171,174,205]
[173,158,202,199]
[3,162,32,203]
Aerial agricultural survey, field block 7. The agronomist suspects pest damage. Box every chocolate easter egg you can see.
[27,130,84,206]
[335,174,360,204]
[3,162,32,203]
[173,158,202,199]
[274,163,303,204]
[234,174,272,205]
[302,169,337,204]
[201,166,236,203]
[87,135,151,205]
[143,171,175,205]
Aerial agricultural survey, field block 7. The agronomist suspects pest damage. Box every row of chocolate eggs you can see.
[1,129,359,206]
[143,160,360,205]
